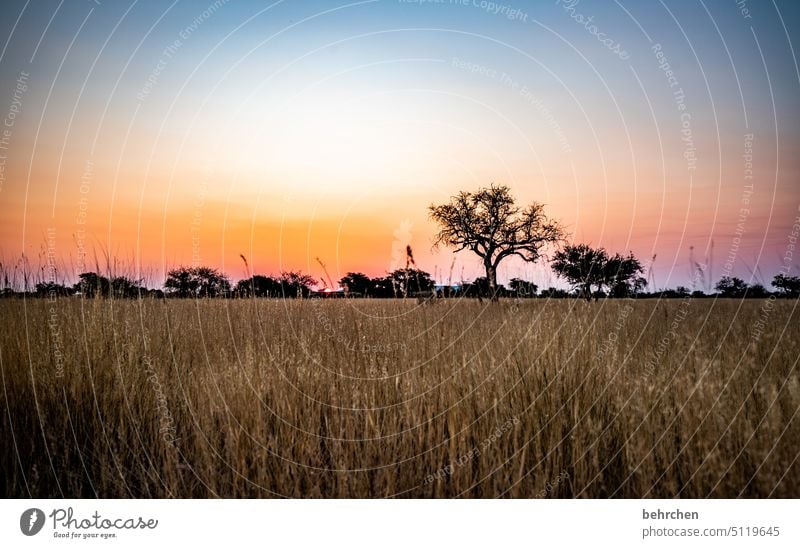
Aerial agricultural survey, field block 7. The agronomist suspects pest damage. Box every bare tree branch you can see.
[429,184,565,300]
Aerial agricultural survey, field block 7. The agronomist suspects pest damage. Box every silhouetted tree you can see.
[110,276,146,298]
[194,267,230,297]
[71,273,145,298]
[462,276,508,298]
[386,268,434,297]
[552,245,644,299]
[74,272,111,297]
[35,282,73,297]
[772,273,800,297]
[235,275,281,297]
[234,278,251,298]
[164,268,195,297]
[339,272,372,297]
[539,287,569,298]
[279,271,317,298]
[655,287,690,299]
[146,289,165,299]
[715,276,748,298]
[429,184,564,300]
[367,276,393,298]
[165,266,231,298]
[509,278,538,298]
[746,283,770,298]
[605,252,646,297]
[551,244,609,301]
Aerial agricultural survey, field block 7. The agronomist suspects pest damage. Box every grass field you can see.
[1,297,798,498]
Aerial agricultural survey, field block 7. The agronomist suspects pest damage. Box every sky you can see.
[0,0,798,290]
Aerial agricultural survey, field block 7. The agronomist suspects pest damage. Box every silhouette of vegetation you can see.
[772,273,800,297]
[550,244,607,300]
[232,272,318,298]
[234,275,282,298]
[605,252,646,297]
[75,272,111,297]
[551,244,645,301]
[35,281,73,297]
[164,266,231,298]
[71,272,146,298]
[6,261,794,301]
[715,276,748,298]
[429,184,563,300]
[339,272,372,297]
[509,278,538,298]
[279,271,317,298]
[460,276,508,298]
[0,222,795,302]
[385,268,435,298]
[110,276,147,298]
[336,269,437,298]
[539,287,570,298]
[746,283,770,298]
[652,286,691,299]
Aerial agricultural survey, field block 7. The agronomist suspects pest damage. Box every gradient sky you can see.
[0,0,798,290]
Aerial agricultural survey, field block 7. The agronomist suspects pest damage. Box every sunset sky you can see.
[0,0,798,290]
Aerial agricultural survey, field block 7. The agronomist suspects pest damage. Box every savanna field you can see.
[1,297,798,498]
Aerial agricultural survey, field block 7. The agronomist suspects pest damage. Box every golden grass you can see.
[1,297,798,497]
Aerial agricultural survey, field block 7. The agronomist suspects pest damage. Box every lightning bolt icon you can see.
[28,510,38,532]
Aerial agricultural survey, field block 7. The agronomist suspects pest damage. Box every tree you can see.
[746,283,770,298]
[429,184,563,300]
[539,287,569,298]
[339,272,372,297]
[551,244,609,301]
[462,277,488,298]
[35,282,73,297]
[279,271,317,298]
[110,276,146,298]
[772,273,800,298]
[235,275,281,298]
[387,268,434,297]
[715,276,748,298]
[145,289,165,299]
[605,252,646,297]
[164,268,195,297]
[461,276,508,298]
[194,267,231,297]
[72,272,145,298]
[655,286,690,299]
[369,276,397,298]
[165,266,231,298]
[74,272,110,297]
[552,245,644,300]
[509,278,537,298]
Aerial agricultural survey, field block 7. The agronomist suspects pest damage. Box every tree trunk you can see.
[485,260,498,302]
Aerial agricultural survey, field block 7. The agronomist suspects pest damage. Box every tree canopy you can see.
[429,184,563,299]
[772,274,800,297]
[551,244,645,300]
[715,276,748,298]
[339,272,372,296]
[164,266,231,298]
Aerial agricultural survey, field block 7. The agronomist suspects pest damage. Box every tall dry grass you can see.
[1,297,798,497]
